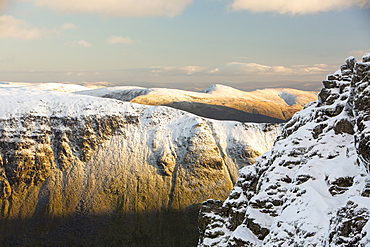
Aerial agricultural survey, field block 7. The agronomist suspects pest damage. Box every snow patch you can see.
[278,91,296,106]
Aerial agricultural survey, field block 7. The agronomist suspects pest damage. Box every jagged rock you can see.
[334,118,355,135]
[198,54,370,246]
[0,88,281,246]
[328,200,370,246]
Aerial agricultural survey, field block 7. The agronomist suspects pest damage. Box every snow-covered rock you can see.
[0,87,280,246]
[198,54,370,246]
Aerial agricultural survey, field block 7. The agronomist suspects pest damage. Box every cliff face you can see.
[198,54,370,246]
[0,88,280,246]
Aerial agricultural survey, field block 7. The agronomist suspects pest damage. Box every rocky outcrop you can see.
[0,88,280,246]
[198,54,370,246]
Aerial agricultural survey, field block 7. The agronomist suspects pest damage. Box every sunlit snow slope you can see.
[77,85,317,123]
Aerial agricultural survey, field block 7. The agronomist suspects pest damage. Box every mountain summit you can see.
[198,54,370,246]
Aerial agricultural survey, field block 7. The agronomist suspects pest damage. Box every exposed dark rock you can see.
[328,176,354,196]
[323,80,338,89]
[334,118,355,135]
[329,200,369,246]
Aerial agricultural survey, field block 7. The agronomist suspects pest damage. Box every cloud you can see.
[107,36,135,45]
[226,62,272,73]
[146,62,330,77]
[230,0,370,15]
[65,40,93,47]
[0,15,45,39]
[0,15,75,40]
[207,68,219,74]
[179,66,206,75]
[65,71,87,76]
[151,66,206,75]
[272,65,294,74]
[207,62,333,76]
[75,40,93,47]
[29,0,193,17]
[61,23,78,30]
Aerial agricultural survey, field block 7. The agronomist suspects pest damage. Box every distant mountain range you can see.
[77,84,317,123]
[0,82,317,123]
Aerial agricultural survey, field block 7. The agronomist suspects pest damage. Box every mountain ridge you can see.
[0,87,281,246]
[77,84,317,122]
[0,82,316,122]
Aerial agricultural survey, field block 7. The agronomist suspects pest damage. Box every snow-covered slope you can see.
[77,85,153,101]
[0,82,90,92]
[77,85,317,123]
[0,88,280,246]
[202,84,313,107]
[198,54,370,246]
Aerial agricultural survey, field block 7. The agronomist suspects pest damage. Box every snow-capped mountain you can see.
[0,82,91,92]
[0,87,280,246]
[198,54,370,246]
[77,85,317,123]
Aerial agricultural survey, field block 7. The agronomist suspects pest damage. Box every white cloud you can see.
[230,0,370,15]
[0,15,44,39]
[299,66,325,74]
[207,62,333,76]
[61,23,78,30]
[207,68,219,74]
[30,0,193,17]
[151,66,206,75]
[107,36,135,45]
[65,40,93,47]
[147,62,332,77]
[218,62,273,74]
[0,15,75,40]
[76,40,92,47]
[179,66,206,75]
[272,65,294,74]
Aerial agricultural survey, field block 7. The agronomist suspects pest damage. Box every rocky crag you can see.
[198,54,370,246]
[0,88,280,246]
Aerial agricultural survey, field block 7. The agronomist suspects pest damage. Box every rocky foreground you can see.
[0,87,280,246]
[198,55,370,246]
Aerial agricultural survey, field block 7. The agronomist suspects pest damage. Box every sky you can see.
[0,0,369,91]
